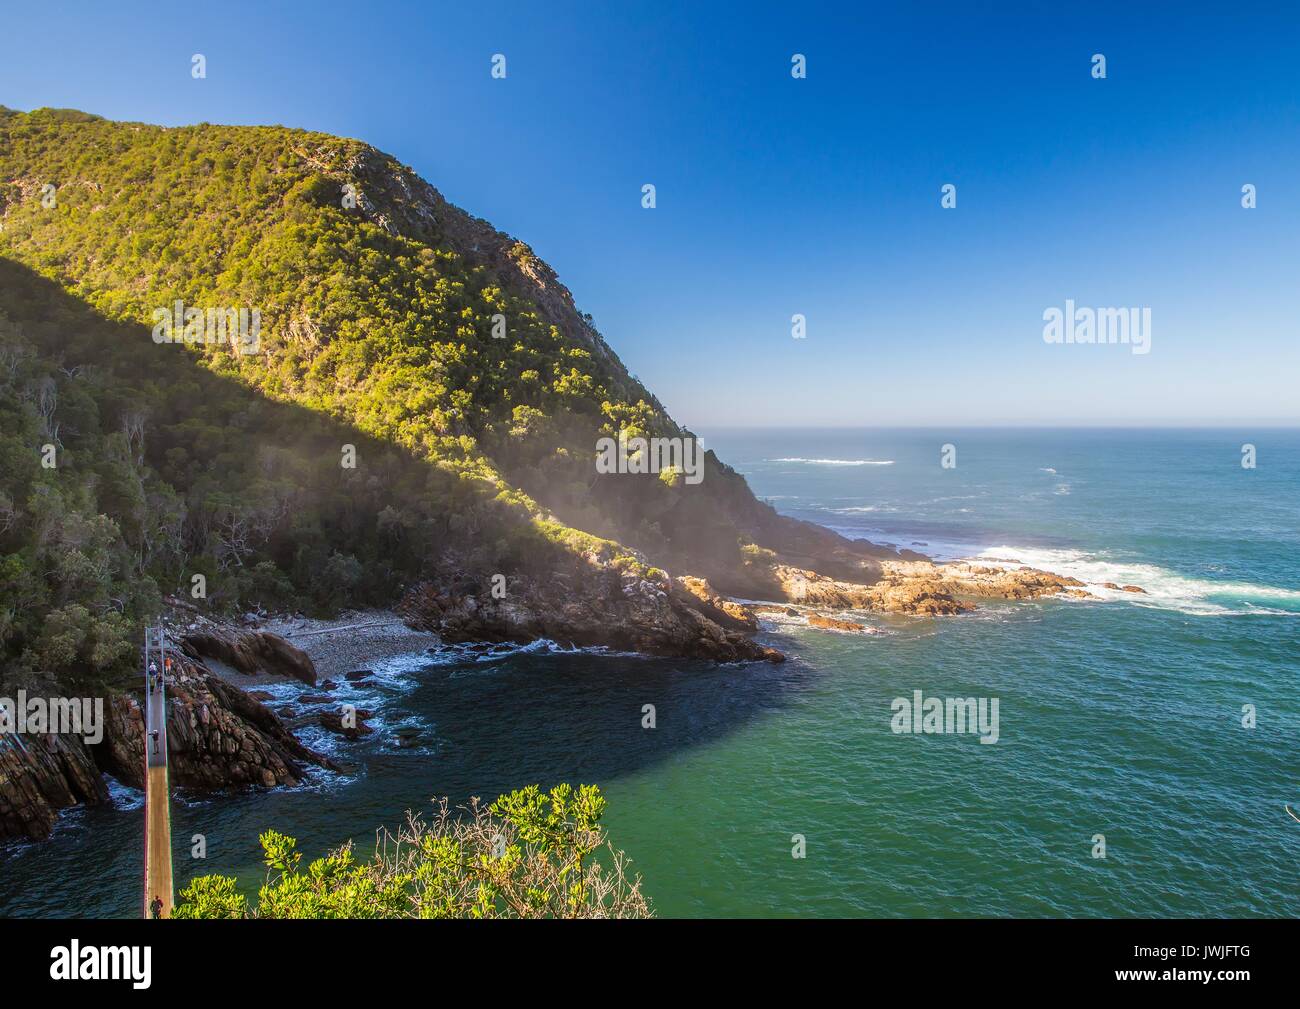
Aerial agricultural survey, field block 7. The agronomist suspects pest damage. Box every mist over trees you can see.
[0,109,771,694]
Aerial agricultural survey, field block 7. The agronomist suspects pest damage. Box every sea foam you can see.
[965,545,1300,617]
[769,458,895,466]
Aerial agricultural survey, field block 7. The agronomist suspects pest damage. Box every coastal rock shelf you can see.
[767,561,1096,615]
[398,572,785,664]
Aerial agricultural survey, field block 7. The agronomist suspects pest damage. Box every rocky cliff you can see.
[93,650,339,792]
[0,731,107,841]
[0,636,338,843]
[398,570,783,664]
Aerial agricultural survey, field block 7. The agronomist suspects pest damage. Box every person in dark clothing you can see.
[150,896,163,919]
[151,728,159,755]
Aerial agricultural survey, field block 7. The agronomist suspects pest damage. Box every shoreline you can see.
[258,610,441,682]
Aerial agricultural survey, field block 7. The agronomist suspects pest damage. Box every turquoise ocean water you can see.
[3,428,1297,917]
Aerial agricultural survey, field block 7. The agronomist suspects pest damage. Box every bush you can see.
[172,784,651,919]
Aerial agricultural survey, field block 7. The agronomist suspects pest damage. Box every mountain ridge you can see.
[0,105,891,696]
[0,107,1097,842]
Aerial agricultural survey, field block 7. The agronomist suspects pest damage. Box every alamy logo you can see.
[0,692,104,744]
[151,301,262,354]
[1040,299,1154,353]
[890,690,999,744]
[50,942,151,989]
[595,431,704,485]
[1043,300,1151,355]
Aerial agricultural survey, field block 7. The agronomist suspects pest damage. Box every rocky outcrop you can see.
[0,732,109,841]
[771,564,970,614]
[676,576,759,632]
[806,614,869,633]
[1,649,338,843]
[767,560,1094,615]
[179,626,317,685]
[318,710,374,740]
[399,570,783,664]
[93,655,339,791]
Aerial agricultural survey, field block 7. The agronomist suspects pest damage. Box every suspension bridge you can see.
[142,625,173,919]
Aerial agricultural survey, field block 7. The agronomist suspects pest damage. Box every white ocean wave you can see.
[768,457,895,466]
[435,638,648,676]
[964,545,1300,617]
[106,778,144,811]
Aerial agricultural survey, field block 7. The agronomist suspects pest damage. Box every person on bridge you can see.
[150,728,160,755]
[150,895,163,920]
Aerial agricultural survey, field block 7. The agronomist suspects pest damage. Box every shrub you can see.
[172,784,651,919]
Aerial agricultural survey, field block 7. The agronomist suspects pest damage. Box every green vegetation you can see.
[173,784,651,918]
[0,107,782,695]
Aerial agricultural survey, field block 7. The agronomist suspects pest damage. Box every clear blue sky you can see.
[3,1,1298,426]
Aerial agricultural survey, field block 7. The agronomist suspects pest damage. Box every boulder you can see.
[181,627,316,685]
[318,711,374,740]
[807,613,867,632]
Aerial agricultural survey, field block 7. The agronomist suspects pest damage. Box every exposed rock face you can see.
[676,576,759,632]
[399,570,783,664]
[1,651,338,842]
[93,655,339,791]
[806,614,869,633]
[0,732,109,841]
[771,564,969,615]
[180,627,317,685]
[767,560,1092,615]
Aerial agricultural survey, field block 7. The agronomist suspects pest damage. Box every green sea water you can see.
[3,428,1297,917]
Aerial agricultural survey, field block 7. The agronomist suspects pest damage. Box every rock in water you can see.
[807,614,868,632]
[318,711,374,740]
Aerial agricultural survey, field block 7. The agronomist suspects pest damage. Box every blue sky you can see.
[2,1,1298,426]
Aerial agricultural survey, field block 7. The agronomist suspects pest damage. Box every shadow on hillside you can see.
[0,257,820,799]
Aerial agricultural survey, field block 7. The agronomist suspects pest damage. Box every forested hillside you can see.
[0,106,879,693]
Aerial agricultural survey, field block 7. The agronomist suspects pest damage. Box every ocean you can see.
[3,428,1297,917]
